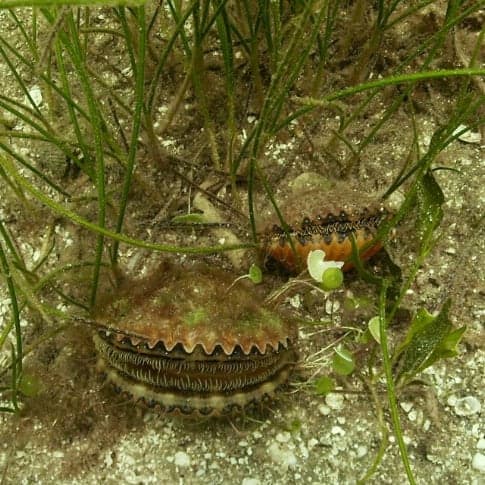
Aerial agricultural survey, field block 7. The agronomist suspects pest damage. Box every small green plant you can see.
[304,148,470,483]
[307,249,344,291]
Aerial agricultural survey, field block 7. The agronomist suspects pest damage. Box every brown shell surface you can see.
[94,262,297,356]
[93,262,298,416]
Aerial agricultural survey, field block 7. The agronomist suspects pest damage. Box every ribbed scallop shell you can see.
[93,262,298,416]
[258,182,390,274]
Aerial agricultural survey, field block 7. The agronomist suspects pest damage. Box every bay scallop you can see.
[93,262,298,417]
[258,175,392,273]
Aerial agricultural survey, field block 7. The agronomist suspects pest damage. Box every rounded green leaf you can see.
[314,376,335,395]
[320,267,344,291]
[368,316,381,343]
[332,346,355,376]
[248,264,263,284]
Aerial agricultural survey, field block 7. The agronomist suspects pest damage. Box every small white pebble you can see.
[400,401,413,413]
[174,451,191,468]
[356,445,368,458]
[472,453,485,472]
[454,125,481,144]
[331,426,345,436]
[477,438,485,450]
[325,393,344,410]
[104,453,113,468]
[307,438,319,450]
[453,396,481,416]
[276,432,291,444]
[267,442,297,469]
[325,299,340,314]
[408,410,417,422]
[318,404,331,416]
[447,395,458,407]
[289,295,301,309]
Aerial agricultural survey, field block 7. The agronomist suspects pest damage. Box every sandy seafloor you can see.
[0,4,484,484]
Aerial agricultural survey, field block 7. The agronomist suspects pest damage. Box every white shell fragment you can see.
[449,395,481,416]
[453,124,481,144]
[472,453,485,473]
[27,85,43,107]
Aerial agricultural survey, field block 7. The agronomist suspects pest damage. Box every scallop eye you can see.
[302,217,311,227]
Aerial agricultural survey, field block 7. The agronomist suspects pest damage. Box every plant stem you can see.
[379,280,416,485]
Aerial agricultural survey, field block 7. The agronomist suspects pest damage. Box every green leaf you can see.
[368,316,381,343]
[332,346,355,376]
[320,267,343,291]
[314,376,335,395]
[396,299,465,383]
[436,326,467,359]
[248,264,263,284]
[416,170,444,251]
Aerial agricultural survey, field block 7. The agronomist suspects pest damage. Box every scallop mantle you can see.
[93,262,297,356]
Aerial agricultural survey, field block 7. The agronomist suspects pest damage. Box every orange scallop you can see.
[261,210,388,274]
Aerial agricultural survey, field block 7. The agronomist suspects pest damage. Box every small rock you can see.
[453,396,481,416]
[268,442,297,469]
[408,410,418,422]
[325,393,344,410]
[174,451,191,468]
[331,426,345,436]
[318,404,331,416]
[307,438,319,450]
[447,395,458,407]
[472,453,485,473]
[356,445,367,458]
[400,401,413,413]
[477,438,485,450]
[325,299,340,314]
[289,295,301,309]
[276,432,291,444]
